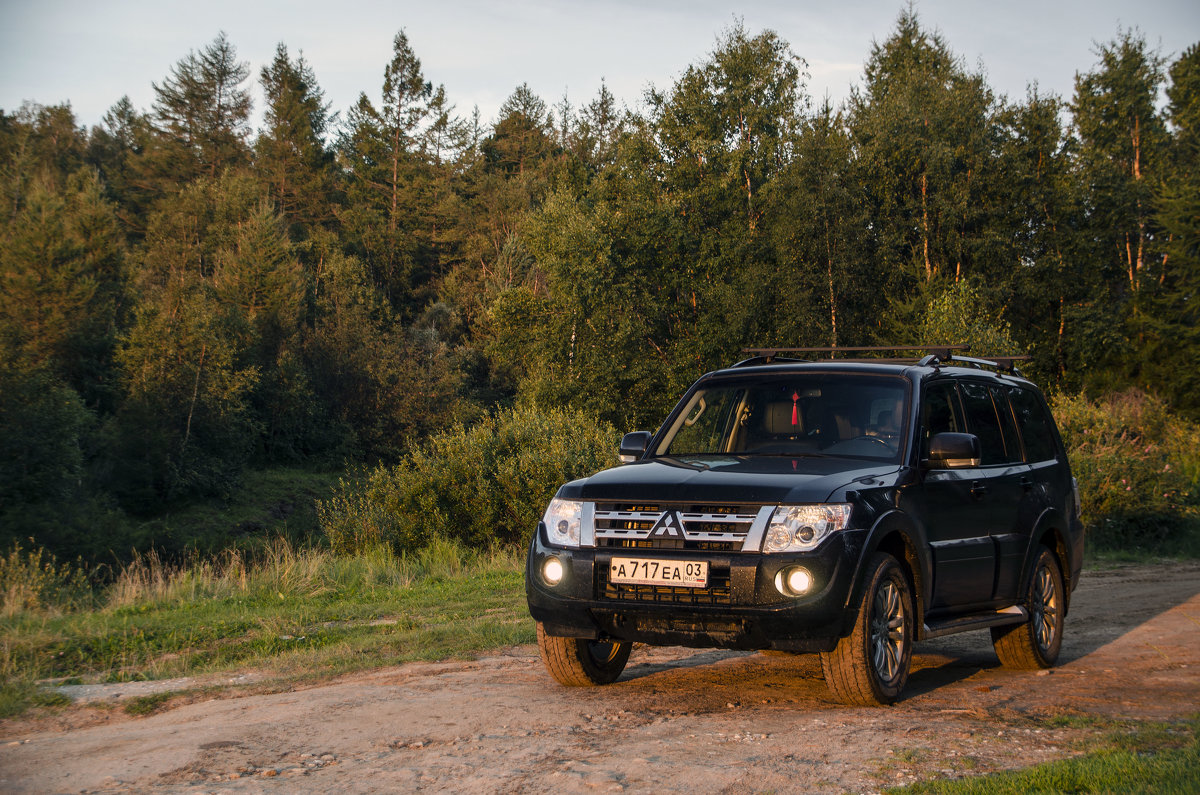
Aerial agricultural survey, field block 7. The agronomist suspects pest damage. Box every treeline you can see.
[2,12,1198,559]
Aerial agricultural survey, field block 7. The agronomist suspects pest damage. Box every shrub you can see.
[1053,390,1200,552]
[0,545,92,617]
[319,406,619,554]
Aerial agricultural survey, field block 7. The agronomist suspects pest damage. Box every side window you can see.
[1009,386,1057,462]
[920,382,962,458]
[959,382,1019,465]
[665,389,743,455]
[990,386,1022,463]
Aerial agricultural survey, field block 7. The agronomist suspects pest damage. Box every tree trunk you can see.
[921,172,932,282]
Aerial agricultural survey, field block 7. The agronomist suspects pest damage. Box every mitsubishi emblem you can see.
[649,511,684,538]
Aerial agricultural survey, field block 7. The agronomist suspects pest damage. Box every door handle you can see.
[1019,477,1034,492]
[970,481,989,499]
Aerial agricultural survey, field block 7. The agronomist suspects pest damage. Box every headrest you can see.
[763,401,802,435]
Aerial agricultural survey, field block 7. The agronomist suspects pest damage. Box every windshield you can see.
[656,373,908,461]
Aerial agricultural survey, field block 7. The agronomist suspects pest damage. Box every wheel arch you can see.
[1021,508,1073,616]
[846,510,928,633]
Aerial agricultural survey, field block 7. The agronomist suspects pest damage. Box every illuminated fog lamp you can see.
[775,566,814,597]
[542,557,565,586]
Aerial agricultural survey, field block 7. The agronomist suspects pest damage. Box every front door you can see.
[918,381,998,611]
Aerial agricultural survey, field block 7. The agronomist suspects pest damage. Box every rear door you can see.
[957,381,1028,605]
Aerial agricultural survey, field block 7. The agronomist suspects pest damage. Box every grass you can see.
[129,467,341,556]
[889,717,1200,795]
[0,537,533,719]
[123,691,176,716]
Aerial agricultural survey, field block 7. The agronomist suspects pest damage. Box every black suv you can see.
[525,348,1084,704]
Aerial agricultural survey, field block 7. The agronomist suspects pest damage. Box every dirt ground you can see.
[2,562,1198,794]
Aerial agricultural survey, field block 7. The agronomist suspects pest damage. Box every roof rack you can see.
[735,345,1029,376]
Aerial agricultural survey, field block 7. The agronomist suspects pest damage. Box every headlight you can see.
[763,504,852,552]
[543,498,583,547]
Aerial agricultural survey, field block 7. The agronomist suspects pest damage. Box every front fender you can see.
[841,508,929,630]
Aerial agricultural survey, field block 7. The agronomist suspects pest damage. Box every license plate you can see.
[609,557,708,588]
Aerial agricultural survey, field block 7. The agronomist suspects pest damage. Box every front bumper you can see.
[525,523,866,653]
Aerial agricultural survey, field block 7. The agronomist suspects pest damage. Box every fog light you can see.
[542,557,564,586]
[787,567,813,594]
[775,566,813,597]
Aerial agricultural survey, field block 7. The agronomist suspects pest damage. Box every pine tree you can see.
[339,30,437,308]
[138,32,252,192]
[255,43,337,235]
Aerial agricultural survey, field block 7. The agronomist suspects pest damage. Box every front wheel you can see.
[991,546,1064,669]
[536,622,631,686]
[820,552,914,705]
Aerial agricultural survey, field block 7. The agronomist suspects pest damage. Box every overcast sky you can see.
[1,0,1198,133]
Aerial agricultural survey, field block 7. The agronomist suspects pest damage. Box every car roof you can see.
[703,359,1039,390]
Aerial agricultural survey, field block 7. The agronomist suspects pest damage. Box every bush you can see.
[1053,390,1200,553]
[0,545,92,617]
[319,406,619,554]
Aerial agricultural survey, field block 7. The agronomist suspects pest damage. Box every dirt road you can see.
[2,562,1198,794]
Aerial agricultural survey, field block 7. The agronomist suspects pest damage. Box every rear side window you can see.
[960,382,1020,465]
[1009,387,1057,462]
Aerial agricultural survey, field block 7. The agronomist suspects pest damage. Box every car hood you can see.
[558,456,901,505]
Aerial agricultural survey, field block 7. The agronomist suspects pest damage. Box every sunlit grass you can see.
[0,537,533,718]
[890,717,1200,795]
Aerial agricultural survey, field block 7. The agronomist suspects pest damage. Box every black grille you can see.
[596,565,733,605]
[597,538,740,552]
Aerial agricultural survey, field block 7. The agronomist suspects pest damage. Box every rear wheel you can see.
[991,546,1064,669]
[536,622,631,686]
[820,552,914,705]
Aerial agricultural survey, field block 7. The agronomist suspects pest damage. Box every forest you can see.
[2,11,1199,563]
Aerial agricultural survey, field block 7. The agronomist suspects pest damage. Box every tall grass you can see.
[0,536,529,708]
[0,545,92,617]
[104,536,521,609]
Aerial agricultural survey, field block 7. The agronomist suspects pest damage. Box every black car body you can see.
[526,351,1084,703]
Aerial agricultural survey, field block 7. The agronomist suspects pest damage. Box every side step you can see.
[922,605,1027,640]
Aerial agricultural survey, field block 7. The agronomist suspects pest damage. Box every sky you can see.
[1,0,1198,133]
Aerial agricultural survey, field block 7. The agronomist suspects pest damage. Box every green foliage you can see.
[3,19,1200,565]
[0,367,92,511]
[1053,390,1200,552]
[319,406,618,554]
[256,43,337,234]
[144,32,252,185]
[917,280,1023,356]
[0,545,92,617]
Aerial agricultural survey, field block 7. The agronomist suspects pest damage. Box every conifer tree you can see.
[256,44,336,234]
[339,30,437,308]
[138,32,252,193]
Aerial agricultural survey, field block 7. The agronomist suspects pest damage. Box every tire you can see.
[991,546,1064,669]
[536,622,631,686]
[820,552,915,706]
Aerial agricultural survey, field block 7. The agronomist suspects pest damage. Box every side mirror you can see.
[618,431,651,464]
[924,432,981,469]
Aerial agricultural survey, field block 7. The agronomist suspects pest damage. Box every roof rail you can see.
[739,345,969,363]
[736,345,1029,375]
[918,351,1030,375]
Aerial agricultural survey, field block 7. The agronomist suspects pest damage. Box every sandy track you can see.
[2,562,1198,794]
